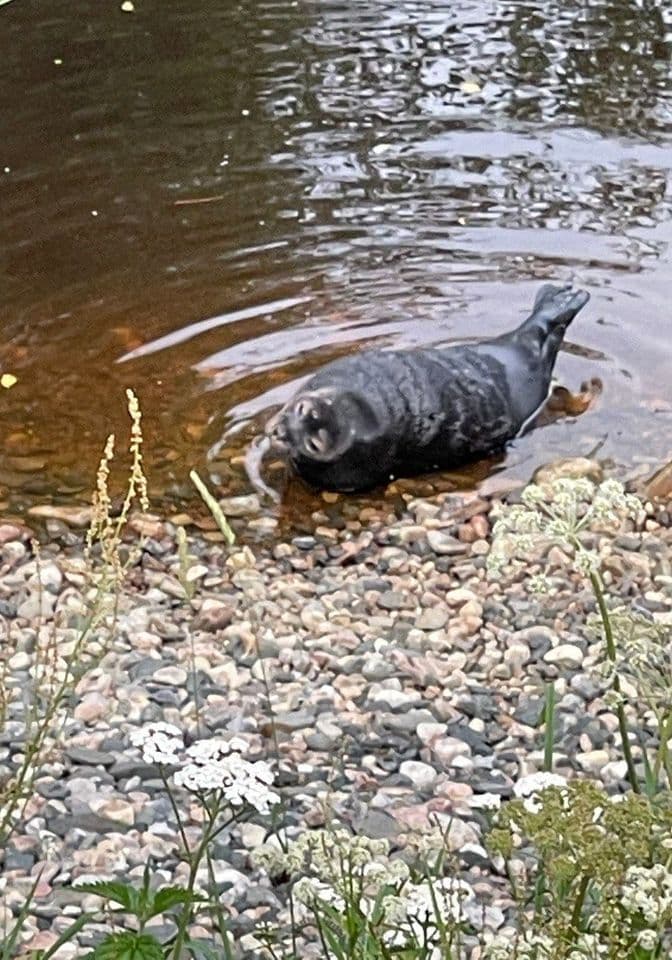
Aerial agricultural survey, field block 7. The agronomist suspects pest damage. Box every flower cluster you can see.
[128,727,279,815]
[129,721,184,765]
[256,827,477,946]
[485,929,555,959]
[487,476,641,579]
[254,828,393,879]
[382,876,475,944]
[619,863,672,926]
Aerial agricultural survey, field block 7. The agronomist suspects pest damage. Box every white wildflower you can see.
[362,858,409,885]
[527,572,553,595]
[185,736,250,763]
[173,760,226,792]
[520,484,547,507]
[567,932,608,958]
[293,877,345,913]
[252,835,287,875]
[575,549,600,577]
[406,877,474,929]
[174,752,279,814]
[620,863,672,925]
[485,929,555,959]
[468,792,502,812]
[130,722,184,765]
[513,772,567,814]
[636,929,659,951]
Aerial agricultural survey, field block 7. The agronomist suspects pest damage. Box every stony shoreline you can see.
[2,460,671,956]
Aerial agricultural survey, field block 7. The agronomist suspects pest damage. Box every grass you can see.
[1,406,671,959]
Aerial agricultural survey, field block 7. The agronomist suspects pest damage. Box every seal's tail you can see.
[518,283,590,363]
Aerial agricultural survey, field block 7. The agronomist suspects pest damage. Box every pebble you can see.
[2,465,661,956]
[426,531,468,555]
[416,607,448,630]
[152,666,189,686]
[399,760,439,790]
[74,693,110,723]
[544,644,585,669]
[218,495,261,517]
[576,750,610,775]
[8,651,31,671]
[432,737,472,767]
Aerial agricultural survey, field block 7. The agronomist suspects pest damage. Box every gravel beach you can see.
[2,459,670,957]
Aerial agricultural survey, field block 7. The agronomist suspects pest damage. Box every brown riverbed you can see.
[2,0,672,525]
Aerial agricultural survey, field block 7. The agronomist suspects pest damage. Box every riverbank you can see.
[2,459,671,956]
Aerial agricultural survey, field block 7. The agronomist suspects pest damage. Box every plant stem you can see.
[589,570,640,793]
[171,827,211,960]
[159,766,191,855]
[569,874,590,942]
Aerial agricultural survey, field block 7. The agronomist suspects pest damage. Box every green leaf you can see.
[74,881,141,915]
[89,932,164,960]
[148,886,194,918]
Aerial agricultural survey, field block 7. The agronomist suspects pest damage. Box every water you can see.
[2,0,672,523]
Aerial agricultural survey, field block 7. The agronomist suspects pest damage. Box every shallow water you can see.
[2,0,672,524]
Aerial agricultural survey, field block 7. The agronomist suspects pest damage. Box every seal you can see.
[252,283,590,494]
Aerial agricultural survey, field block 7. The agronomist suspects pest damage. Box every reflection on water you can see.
[2,0,672,523]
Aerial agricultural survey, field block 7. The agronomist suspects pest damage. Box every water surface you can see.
[2,0,672,523]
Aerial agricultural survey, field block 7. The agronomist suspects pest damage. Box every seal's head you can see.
[268,388,378,464]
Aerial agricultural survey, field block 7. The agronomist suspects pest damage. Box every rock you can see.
[152,666,188,686]
[218,495,261,517]
[377,591,413,611]
[89,797,136,826]
[513,625,556,656]
[432,737,472,767]
[268,710,316,733]
[534,457,603,487]
[0,523,30,544]
[445,588,478,606]
[194,600,235,632]
[300,604,328,630]
[370,689,422,711]
[27,505,93,527]
[576,750,610,775]
[646,459,672,500]
[65,747,115,767]
[426,531,468,556]
[504,641,530,675]
[362,655,397,681]
[416,722,446,746]
[352,808,399,840]
[8,651,31,671]
[544,644,584,669]
[239,823,267,848]
[602,760,628,786]
[17,593,56,619]
[416,607,448,630]
[399,760,438,790]
[74,693,110,723]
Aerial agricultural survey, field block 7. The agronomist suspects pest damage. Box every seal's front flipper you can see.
[244,435,282,503]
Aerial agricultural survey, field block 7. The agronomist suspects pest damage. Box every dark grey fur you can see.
[263,284,590,492]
